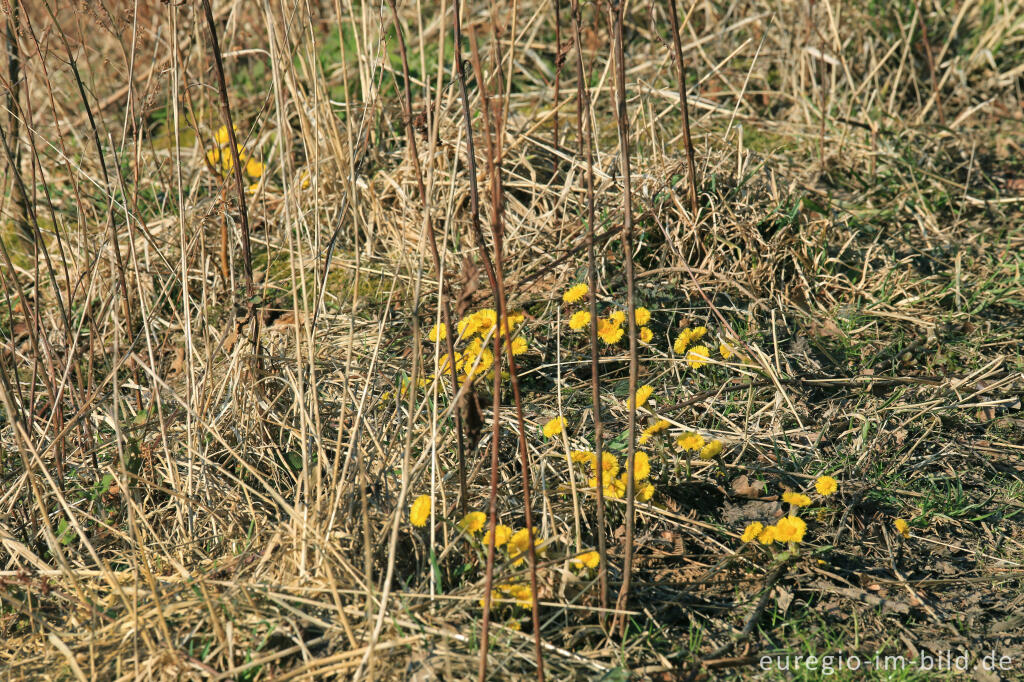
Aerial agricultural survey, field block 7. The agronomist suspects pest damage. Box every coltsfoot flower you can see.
[410,495,431,527]
[563,283,588,304]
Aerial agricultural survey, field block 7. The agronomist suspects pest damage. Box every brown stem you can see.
[568,0,609,618]
[608,0,639,636]
[667,0,699,216]
[453,12,544,681]
[199,0,261,358]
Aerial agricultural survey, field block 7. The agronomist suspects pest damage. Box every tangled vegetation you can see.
[1,0,1023,679]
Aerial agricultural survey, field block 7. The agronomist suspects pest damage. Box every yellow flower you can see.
[563,283,588,304]
[428,323,447,343]
[505,311,525,327]
[484,524,513,547]
[689,326,707,341]
[634,307,651,326]
[604,476,626,499]
[498,312,524,337]
[633,384,654,407]
[719,342,734,359]
[894,518,910,538]
[221,153,234,172]
[639,327,653,343]
[509,528,537,558]
[456,314,478,338]
[542,416,566,439]
[437,351,461,374]
[631,451,651,481]
[815,476,838,496]
[214,124,233,146]
[510,337,528,355]
[597,319,624,345]
[676,432,705,451]
[673,329,691,355]
[741,522,763,543]
[699,439,723,460]
[410,495,431,527]
[782,492,812,508]
[247,183,259,194]
[686,345,710,369]
[571,550,601,569]
[591,452,619,476]
[245,157,264,178]
[608,310,626,326]
[463,346,494,378]
[758,526,776,544]
[473,309,498,336]
[505,618,521,631]
[638,419,670,444]
[511,584,534,608]
[458,511,487,533]
[773,516,806,543]
[568,310,591,331]
[206,148,220,165]
[636,481,655,501]
[569,451,593,466]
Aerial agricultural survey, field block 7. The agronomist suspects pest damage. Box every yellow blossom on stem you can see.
[591,452,619,476]
[699,439,723,460]
[509,337,528,355]
[719,342,734,359]
[673,330,691,355]
[894,518,910,538]
[571,551,601,570]
[563,283,588,304]
[570,449,594,464]
[428,323,447,343]
[633,384,654,407]
[604,476,627,499]
[631,451,651,481]
[638,419,670,444]
[542,416,566,439]
[458,511,487,533]
[815,476,838,496]
[742,522,763,543]
[245,157,264,178]
[409,495,431,527]
[758,526,776,544]
[609,310,626,326]
[783,492,812,508]
[483,524,513,547]
[636,481,655,502]
[686,345,711,369]
[569,310,591,331]
[773,516,807,543]
[597,319,624,344]
[634,307,651,326]
[676,432,705,451]
[214,124,235,146]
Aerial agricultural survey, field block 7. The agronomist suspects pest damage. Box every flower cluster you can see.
[428,308,527,385]
[562,284,654,345]
[740,476,840,548]
[675,431,725,460]
[205,124,264,193]
[570,449,654,501]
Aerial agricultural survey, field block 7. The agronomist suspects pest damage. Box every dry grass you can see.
[2,0,1024,679]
